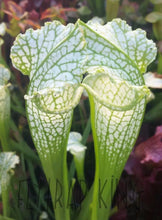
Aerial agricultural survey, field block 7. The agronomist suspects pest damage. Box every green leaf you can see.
[151,0,162,4]
[145,12,162,23]
[0,216,16,220]
[78,6,92,16]
[0,152,19,194]
[106,0,120,21]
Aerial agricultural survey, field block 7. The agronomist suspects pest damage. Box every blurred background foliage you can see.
[0,0,162,219]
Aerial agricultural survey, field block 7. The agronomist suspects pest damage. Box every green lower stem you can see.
[90,96,100,220]
[90,97,115,220]
[77,95,113,220]
[97,171,117,220]
[0,120,10,152]
[41,151,70,220]
[2,187,10,217]
[75,184,94,220]
[0,88,10,151]
[74,96,99,220]
[0,90,11,217]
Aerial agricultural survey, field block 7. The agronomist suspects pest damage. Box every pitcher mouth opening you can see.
[82,71,150,112]
[24,83,84,114]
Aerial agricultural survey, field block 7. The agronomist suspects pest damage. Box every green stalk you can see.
[95,0,105,17]
[10,183,23,220]
[39,153,70,220]
[36,116,72,220]
[88,94,112,220]
[152,3,162,73]
[0,86,10,151]
[157,52,162,74]
[0,86,11,217]
[2,188,10,217]
[152,3,162,41]
[87,0,97,14]
[106,0,120,21]
[89,97,100,220]
[81,117,91,145]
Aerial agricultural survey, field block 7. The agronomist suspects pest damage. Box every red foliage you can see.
[110,209,127,220]
[2,0,77,35]
[124,126,162,218]
[40,4,76,22]
[126,126,162,173]
[3,1,40,32]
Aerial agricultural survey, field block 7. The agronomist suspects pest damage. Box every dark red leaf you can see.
[135,127,162,165]
[28,10,39,21]
[110,209,127,220]
[124,125,162,217]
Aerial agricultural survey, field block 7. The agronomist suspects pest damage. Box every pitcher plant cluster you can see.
[10,18,157,220]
